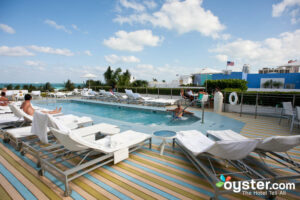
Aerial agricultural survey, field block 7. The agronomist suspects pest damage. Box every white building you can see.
[179,75,192,85]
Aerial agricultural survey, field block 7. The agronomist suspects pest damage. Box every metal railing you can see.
[222,92,300,118]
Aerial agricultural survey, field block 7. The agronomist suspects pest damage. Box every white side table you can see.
[153,130,177,155]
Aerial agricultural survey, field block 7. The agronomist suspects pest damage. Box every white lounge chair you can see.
[175,130,265,199]
[31,91,41,98]
[4,104,93,150]
[290,107,300,133]
[206,129,300,186]
[279,102,295,125]
[114,92,128,103]
[20,111,115,166]
[54,92,66,98]
[39,121,151,196]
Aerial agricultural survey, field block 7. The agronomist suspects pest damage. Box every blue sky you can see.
[0,0,300,83]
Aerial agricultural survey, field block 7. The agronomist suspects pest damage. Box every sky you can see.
[0,0,300,83]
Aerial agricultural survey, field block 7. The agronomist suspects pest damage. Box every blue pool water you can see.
[34,100,200,126]
[33,99,245,136]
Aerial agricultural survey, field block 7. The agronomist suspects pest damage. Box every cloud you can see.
[104,54,140,64]
[114,0,226,38]
[127,63,201,81]
[103,30,163,51]
[0,24,15,34]
[119,0,145,12]
[29,45,74,56]
[144,0,157,9]
[210,29,300,71]
[71,24,79,30]
[272,0,300,24]
[44,19,72,33]
[0,46,34,56]
[24,60,45,70]
[84,50,92,56]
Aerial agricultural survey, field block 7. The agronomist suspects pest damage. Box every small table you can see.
[153,130,177,155]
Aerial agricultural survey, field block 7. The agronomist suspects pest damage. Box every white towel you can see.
[47,114,71,134]
[31,111,49,144]
[110,134,123,148]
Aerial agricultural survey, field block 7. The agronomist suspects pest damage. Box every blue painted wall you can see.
[212,72,244,80]
[247,73,300,89]
[194,72,300,89]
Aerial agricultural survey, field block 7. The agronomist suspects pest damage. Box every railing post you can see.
[158,88,160,99]
[202,102,205,124]
[240,93,243,117]
[223,91,226,112]
[292,94,296,107]
[171,88,173,99]
[255,92,258,119]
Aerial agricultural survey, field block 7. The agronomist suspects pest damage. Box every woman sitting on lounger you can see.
[167,104,193,118]
[21,94,62,116]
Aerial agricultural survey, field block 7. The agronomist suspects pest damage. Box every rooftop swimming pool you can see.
[33,99,245,135]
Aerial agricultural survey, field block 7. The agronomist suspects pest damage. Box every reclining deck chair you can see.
[206,130,300,193]
[39,116,152,196]
[21,111,120,167]
[175,130,274,200]
[207,130,300,167]
[2,104,93,150]
[279,102,295,125]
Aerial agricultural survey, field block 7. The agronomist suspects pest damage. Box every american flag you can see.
[288,60,296,63]
[227,61,234,66]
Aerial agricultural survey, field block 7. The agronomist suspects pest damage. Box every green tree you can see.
[22,85,29,90]
[272,81,283,89]
[263,81,271,88]
[28,84,37,92]
[104,66,114,86]
[131,80,148,87]
[117,69,131,86]
[162,80,166,83]
[64,80,75,91]
[14,85,20,90]
[153,78,157,82]
[6,84,13,90]
[43,82,53,91]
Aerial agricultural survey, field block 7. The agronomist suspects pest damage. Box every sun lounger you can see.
[175,130,270,199]
[207,129,300,165]
[39,121,151,196]
[114,92,128,103]
[279,102,295,125]
[290,106,300,133]
[3,105,93,150]
[0,113,24,128]
[20,111,109,167]
[206,129,300,193]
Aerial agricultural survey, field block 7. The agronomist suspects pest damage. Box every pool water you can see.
[33,99,245,137]
[33,100,200,126]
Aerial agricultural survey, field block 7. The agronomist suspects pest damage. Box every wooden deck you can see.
[0,112,299,200]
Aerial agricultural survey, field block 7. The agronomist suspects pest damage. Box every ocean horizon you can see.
[0,83,84,90]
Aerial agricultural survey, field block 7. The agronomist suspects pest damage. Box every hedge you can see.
[205,79,248,91]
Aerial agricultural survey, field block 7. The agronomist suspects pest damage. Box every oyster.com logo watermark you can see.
[216,174,295,196]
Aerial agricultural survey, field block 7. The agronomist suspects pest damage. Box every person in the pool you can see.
[21,94,62,116]
[167,104,193,118]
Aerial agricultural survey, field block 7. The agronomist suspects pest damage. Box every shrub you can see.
[205,79,248,91]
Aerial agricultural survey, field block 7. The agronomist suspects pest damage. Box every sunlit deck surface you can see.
[0,111,299,200]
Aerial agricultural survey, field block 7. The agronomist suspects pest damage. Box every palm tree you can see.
[272,81,283,89]
[64,80,75,91]
[263,81,271,88]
